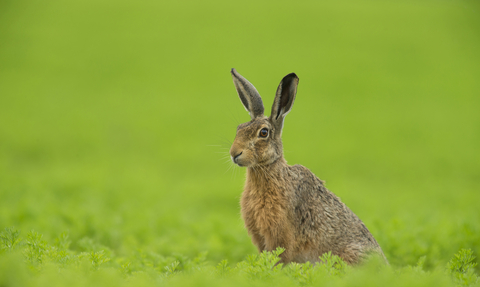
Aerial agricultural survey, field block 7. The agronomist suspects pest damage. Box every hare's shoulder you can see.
[287,164,332,200]
[287,164,354,220]
[288,164,325,186]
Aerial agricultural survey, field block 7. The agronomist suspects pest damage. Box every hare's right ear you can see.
[270,73,299,134]
[231,68,264,120]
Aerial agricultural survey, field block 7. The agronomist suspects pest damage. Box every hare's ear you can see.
[270,73,299,133]
[231,68,264,119]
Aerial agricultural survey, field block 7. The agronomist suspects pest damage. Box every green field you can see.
[1,0,480,286]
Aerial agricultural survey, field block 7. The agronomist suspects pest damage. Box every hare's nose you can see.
[233,151,243,163]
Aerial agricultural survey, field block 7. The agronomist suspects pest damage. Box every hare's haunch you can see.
[229,69,386,265]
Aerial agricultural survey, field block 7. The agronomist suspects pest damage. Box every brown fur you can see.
[229,69,386,265]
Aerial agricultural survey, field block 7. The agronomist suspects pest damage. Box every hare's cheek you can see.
[254,141,269,160]
[266,148,277,162]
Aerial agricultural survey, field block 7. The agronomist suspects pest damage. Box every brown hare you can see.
[229,68,386,265]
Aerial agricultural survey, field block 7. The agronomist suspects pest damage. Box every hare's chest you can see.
[241,186,289,234]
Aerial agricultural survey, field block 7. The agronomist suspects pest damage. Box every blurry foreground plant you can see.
[0,227,479,287]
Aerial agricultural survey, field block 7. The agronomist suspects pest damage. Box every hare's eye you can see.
[259,128,268,138]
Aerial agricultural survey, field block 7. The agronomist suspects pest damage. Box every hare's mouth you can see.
[232,159,248,167]
[232,151,243,165]
[233,160,246,167]
[234,159,250,167]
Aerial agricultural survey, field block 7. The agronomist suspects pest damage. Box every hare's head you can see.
[229,69,299,167]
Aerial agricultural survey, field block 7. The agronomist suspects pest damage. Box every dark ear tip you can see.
[283,72,299,83]
[231,68,237,75]
[287,72,298,78]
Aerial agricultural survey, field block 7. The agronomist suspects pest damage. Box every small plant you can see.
[235,247,284,280]
[164,261,180,277]
[285,261,316,285]
[54,232,71,250]
[404,255,426,274]
[0,227,20,251]
[318,251,349,276]
[215,259,231,277]
[447,249,478,286]
[89,250,111,270]
[24,230,47,266]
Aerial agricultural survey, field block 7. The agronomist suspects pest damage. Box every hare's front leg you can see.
[243,216,266,252]
[249,230,266,252]
[264,225,295,264]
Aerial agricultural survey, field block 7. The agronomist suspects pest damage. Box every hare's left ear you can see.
[270,73,299,133]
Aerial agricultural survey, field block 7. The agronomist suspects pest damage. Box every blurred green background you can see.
[1,0,479,270]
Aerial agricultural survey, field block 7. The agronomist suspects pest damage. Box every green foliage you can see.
[24,230,47,266]
[318,251,349,276]
[234,247,284,279]
[0,230,478,286]
[447,249,479,286]
[0,227,21,251]
[215,259,231,277]
[282,252,350,285]
[211,248,350,285]
[89,250,111,270]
